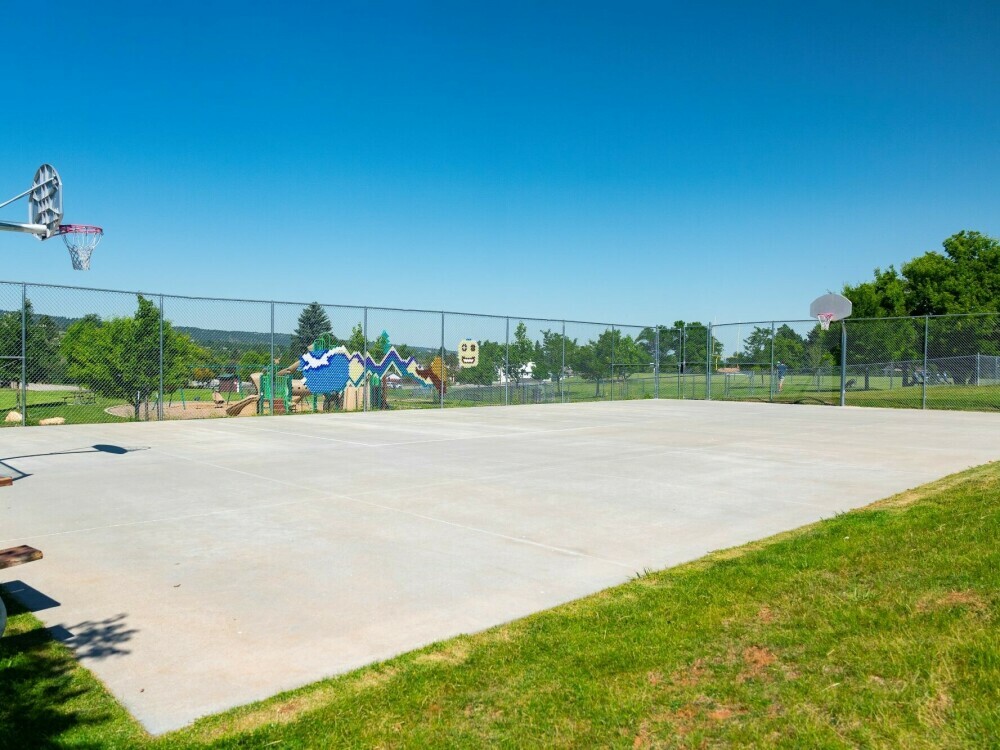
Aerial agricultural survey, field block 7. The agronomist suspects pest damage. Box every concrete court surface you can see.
[1,399,998,734]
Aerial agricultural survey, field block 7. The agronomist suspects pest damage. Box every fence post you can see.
[561,320,566,404]
[705,324,712,400]
[158,295,165,420]
[269,302,275,417]
[839,320,847,407]
[610,325,615,402]
[440,311,445,409]
[654,326,660,399]
[922,315,929,409]
[769,321,776,401]
[20,283,26,426]
[363,308,370,413]
[976,352,981,385]
[504,317,510,406]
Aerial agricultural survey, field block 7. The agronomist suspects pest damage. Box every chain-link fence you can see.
[1,280,997,427]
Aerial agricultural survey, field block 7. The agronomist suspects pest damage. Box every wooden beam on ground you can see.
[0,545,43,569]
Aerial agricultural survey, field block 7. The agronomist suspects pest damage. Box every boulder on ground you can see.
[39,417,66,426]
[5,411,22,423]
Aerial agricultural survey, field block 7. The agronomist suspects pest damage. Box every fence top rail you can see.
[3,278,994,331]
[0,279,656,331]
[713,312,998,327]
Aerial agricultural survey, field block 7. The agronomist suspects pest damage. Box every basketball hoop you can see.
[816,312,835,331]
[59,224,103,270]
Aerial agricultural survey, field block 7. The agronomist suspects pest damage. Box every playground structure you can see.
[211,334,448,418]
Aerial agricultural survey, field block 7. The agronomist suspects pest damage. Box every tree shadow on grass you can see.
[0,590,139,748]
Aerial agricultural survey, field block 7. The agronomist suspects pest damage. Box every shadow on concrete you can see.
[56,612,137,660]
[0,590,138,747]
[0,444,149,482]
[0,579,60,612]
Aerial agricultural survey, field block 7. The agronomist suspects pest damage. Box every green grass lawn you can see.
[3,462,998,747]
[0,388,130,427]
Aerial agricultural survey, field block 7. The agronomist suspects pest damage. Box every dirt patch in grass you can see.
[918,690,954,728]
[917,590,988,615]
[669,658,707,688]
[872,461,998,510]
[415,641,471,666]
[737,646,778,683]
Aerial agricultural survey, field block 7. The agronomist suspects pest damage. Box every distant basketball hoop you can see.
[809,293,853,330]
[1,164,104,270]
[59,224,103,271]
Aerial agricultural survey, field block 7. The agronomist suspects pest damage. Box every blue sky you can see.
[2,1,997,328]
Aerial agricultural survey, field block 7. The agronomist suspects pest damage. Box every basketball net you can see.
[816,313,835,331]
[59,224,103,271]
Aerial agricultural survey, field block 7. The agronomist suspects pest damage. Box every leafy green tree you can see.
[673,322,722,372]
[773,325,806,369]
[844,231,1000,384]
[611,332,650,381]
[0,300,66,386]
[346,323,365,353]
[740,326,772,367]
[291,302,332,355]
[504,322,533,386]
[368,330,391,361]
[572,329,617,396]
[61,296,201,419]
[531,329,575,384]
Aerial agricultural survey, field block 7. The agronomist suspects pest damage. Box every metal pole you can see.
[769,321,776,402]
[269,302,275,416]
[610,326,615,401]
[158,295,164,420]
[681,327,687,399]
[705,325,712,400]
[504,317,510,406]
[654,326,660,399]
[440,311,445,409]
[922,315,929,409]
[20,284,26,425]
[363,307,368,413]
[0,176,59,212]
[561,321,566,404]
[839,320,847,407]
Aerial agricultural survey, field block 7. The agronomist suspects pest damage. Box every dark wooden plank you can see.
[0,476,12,487]
[0,545,43,569]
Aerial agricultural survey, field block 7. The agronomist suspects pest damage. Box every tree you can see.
[611,332,650,381]
[772,325,806,370]
[531,329,575,384]
[346,323,365,354]
[504,322,533,386]
[843,231,1000,384]
[368,330,391,361]
[572,329,616,396]
[740,326,772,367]
[0,300,65,386]
[291,302,332,355]
[61,295,202,419]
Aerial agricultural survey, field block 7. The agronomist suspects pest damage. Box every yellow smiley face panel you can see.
[458,339,479,368]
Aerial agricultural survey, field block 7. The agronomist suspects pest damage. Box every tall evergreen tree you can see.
[291,302,332,354]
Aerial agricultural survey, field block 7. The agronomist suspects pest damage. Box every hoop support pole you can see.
[0,175,58,212]
[0,219,49,236]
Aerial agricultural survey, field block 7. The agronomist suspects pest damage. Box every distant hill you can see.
[173,326,291,350]
[8,309,440,356]
[7,309,291,350]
